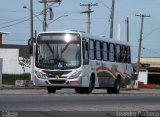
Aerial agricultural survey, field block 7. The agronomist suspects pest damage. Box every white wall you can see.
[138,70,148,84]
[0,49,30,74]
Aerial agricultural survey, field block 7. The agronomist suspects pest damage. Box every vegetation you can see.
[2,73,30,85]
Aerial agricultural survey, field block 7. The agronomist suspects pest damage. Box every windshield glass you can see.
[36,33,81,69]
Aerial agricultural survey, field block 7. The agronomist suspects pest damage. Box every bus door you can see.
[82,38,90,86]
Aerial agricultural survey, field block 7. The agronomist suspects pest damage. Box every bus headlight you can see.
[35,70,47,79]
[69,70,82,79]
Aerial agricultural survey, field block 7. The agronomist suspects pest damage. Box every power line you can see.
[131,45,160,55]
[142,47,160,56]
[97,0,110,10]
[143,27,160,40]
[0,15,30,25]
[0,19,29,29]
[0,18,13,21]
[0,8,26,13]
[0,14,42,29]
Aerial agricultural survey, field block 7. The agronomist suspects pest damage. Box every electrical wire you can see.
[0,19,29,29]
[97,0,110,10]
[142,27,160,41]
[0,14,42,29]
[0,8,26,13]
[0,1,63,29]
[0,15,30,25]
[142,46,160,56]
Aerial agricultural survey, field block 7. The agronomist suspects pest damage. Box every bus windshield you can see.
[36,33,81,70]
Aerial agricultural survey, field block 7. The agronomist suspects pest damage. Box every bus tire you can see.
[47,87,56,93]
[107,79,120,94]
[75,76,95,94]
[75,88,84,94]
[86,77,95,93]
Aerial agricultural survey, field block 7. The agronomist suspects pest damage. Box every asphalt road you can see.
[0,88,160,117]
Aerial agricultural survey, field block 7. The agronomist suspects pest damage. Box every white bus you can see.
[34,30,133,94]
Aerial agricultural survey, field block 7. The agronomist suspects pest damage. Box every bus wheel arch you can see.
[75,73,95,94]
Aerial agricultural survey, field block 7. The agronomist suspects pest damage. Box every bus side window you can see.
[89,39,95,60]
[121,45,127,63]
[102,42,108,61]
[95,41,101,60]
[82,38,89,65]
[109,43,115,62]
[116,44,121,62]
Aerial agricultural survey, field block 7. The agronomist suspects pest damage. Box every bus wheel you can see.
[107,79,120,94]
[86,78,95,93]
[75,77,95,94]
[47,87,56,93]
[75,88,84,94]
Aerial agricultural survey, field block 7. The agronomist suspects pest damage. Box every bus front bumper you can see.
[34,76,82,87]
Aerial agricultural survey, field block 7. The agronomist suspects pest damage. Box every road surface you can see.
[0,88,160,117]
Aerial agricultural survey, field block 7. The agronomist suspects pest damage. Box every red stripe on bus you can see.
[96,66,116,77]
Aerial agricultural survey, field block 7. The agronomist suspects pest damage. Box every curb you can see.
[123,88,140,91]
[1,85,45,90]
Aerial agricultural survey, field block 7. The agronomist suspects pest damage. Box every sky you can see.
[0,0,160,63]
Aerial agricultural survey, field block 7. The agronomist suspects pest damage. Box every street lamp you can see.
[23,5,68,31]
[23,6,43,23]
[48,15,68,25]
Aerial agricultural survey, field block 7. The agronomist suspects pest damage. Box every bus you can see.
[34,30,133,94]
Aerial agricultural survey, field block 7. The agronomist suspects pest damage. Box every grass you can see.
[2,73,30,85]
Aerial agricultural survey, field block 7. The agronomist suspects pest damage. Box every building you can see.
[0,44,30,74]
[0,31,30,74]
[2,44,30,58]
[135,57,160,85]
[0,31,10,48]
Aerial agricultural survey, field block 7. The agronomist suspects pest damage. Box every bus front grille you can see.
[49,80,66,84]
[44,70,72,75]
[47,75,67,78]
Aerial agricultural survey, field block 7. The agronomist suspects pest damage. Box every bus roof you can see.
[38,30,130,46]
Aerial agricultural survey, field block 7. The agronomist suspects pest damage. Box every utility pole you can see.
[30,0,34,40]
[135,14,150,77]
[80,2,98,33]
[109,0,115,39]
[125,17,129,42]
[39,0,48,31]
[39,0,62,31]
[43,0,47,31]
[30,0,34,82]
